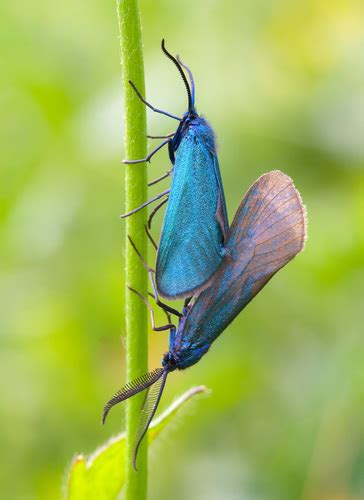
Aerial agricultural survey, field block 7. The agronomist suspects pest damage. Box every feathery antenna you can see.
[102,368,164,424]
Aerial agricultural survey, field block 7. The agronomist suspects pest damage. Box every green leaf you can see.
[67,455,87,500]
[66,385,208,500]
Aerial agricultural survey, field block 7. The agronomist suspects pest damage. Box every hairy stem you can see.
[116,1,148,498]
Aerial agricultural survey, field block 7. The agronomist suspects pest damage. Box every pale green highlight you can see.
[116,1,148,499]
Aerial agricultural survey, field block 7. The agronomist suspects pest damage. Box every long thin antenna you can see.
[176,55,195,107]
[161,39,193,112]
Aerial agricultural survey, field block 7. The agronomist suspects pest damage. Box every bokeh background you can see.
[1,0,364,498]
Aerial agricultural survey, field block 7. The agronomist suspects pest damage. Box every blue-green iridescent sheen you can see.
[156,114,228,300]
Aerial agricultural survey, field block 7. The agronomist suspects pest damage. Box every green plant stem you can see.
[116,1,148,499]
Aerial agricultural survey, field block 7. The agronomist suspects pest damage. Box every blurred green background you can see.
[1,0,364,498]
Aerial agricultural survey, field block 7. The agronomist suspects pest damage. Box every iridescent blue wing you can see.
[156,118,228,300]
[180,170,307,349]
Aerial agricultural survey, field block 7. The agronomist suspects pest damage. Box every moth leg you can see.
[148,169,172,187]
[147,292,183,327]
[127,235,156,286]
[120,189,170,219]
[123,138,171,165]
[149,275,182,319]
[127,235,182,318]
[128,286,175,332]
[168,140,175,164]
[147,196,169,229]
[182,296,193,315]
[148,292,171,324]
[145,225,158,251]
[129,80,181,121]
[148,133,175,139]
[184,296,192,308]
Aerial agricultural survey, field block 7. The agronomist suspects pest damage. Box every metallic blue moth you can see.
[104,170,307,469]
[123,40,229,300]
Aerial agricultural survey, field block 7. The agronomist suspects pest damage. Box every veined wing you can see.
[180,170,307,348]
[156,128,228,300]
